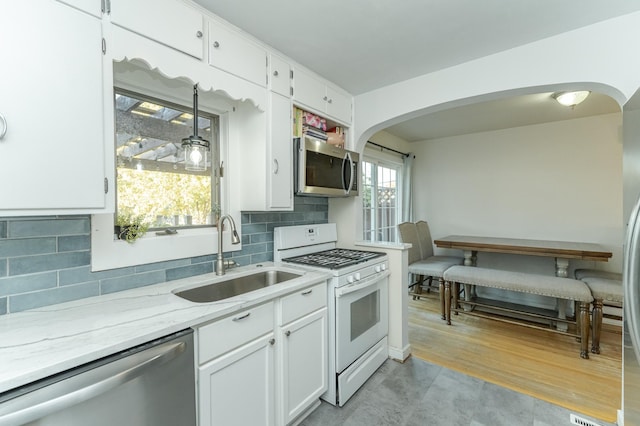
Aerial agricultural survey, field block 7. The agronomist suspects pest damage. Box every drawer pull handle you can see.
[301,289,312,295]
[232,312,251,322]
[285,331,291,337]
[269,338,275,346]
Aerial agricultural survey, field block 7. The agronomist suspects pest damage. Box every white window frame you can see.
[91,60,248,272]
[362,146,404,243]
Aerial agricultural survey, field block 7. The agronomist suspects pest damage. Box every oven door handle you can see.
[335,270,390,297]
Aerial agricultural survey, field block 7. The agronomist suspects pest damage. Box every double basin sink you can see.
[174,269,302,303]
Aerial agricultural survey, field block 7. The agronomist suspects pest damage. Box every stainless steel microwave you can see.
[295,135,359,197]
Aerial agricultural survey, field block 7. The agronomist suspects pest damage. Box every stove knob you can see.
[347,275,355,284]
[375,265,381,273]
[355,272,361,281]
[381,263,387,271]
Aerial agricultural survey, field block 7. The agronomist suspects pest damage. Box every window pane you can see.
[362,159,401,243]
[115,90,218,228]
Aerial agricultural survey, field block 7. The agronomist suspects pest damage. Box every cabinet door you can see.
[268,93,293,210]
[293,68,326,114]
[110,0,204,59]
[0,1,105,211]
[326,86,352,124]
[209,23,267,87]
[280,308,328,424]
[270,54,291,97]
[199,333,276,426]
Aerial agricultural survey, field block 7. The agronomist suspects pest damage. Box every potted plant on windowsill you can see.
[115,213,150,243]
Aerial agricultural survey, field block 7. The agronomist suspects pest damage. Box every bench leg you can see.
[591,298,603,354]
[452,282,459,317]
[439,278,445,320]
[444,280,452,325]
[579,302,590,359]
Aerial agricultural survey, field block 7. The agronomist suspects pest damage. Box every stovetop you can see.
[281,248,385,270]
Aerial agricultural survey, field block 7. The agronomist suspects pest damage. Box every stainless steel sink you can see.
[174,270,302,303]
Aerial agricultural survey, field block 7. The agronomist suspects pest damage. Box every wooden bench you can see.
[442,265,594,359]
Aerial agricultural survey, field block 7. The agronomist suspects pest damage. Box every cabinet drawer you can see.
[280,282,327,325]
[198,301,274,364]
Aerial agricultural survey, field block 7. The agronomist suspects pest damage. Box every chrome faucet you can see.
[216,214,241,275]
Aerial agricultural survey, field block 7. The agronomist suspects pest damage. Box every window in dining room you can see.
[362,155,403,243]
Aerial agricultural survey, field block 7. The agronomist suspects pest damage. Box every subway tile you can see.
[58,235,91,252]
[0,297,6,315]
[250,233,272,244]
[166,262,213,281]
[241,213,251,224]
[0,272,57,297]
[241,234,250,245]
[135,258,191,273]
[9,218,90,238]
[251,252,272,263]
[0,238,56,258]
[228,254,251,267]
[58,265,135,286]
[0,259,6,277]
[249,213,282,223]
[100,271,165,295]
[9,282,100,313]
[9,252,91,276]
[238,243,268,255]
[242,223,267,234]
[0,222,6,239]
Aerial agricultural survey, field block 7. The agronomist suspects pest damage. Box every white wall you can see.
[412,113,623,277]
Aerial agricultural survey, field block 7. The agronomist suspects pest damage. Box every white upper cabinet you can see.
[0,0,105,213]
[268,93,294,210]
[209,22,267,87]
[269,54,291,97]
[293,67,352,124]
[109,0,204,59]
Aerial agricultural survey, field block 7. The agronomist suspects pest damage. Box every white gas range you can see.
[274,223,390,407]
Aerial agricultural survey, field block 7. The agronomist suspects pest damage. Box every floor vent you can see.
[570,413,602,426]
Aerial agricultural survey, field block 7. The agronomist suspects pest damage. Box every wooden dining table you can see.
[433,235,612,278]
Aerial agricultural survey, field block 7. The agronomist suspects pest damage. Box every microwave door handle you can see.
[342,152,354,195]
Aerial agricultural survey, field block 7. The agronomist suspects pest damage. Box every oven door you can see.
[334,271,389,372]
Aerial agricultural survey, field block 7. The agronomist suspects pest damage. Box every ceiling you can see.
[193,0,638,141]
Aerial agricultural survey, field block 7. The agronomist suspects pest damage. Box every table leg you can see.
[463,250,477,266]
[444,280,451,325]
[555,257,570,332]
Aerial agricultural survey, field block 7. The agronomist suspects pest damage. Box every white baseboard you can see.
[388,343,411,362]
[618,409,624,426]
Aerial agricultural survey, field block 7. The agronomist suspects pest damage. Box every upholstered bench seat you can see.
[444,266,593,302]
[443,265,593,358]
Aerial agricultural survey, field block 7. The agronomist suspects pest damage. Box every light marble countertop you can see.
[0,262,330,395]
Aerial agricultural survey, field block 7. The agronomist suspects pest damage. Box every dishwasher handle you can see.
[0,340,186,426]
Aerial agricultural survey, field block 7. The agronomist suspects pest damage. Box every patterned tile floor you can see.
[300,357,615,426]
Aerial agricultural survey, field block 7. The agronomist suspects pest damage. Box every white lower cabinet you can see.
[196,281,328,426]
[279,308,328,424]
[198,333,276,426]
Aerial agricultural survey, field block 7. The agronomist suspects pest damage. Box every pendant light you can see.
[182,84,210,171]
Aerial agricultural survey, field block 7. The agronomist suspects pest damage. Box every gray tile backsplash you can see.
[0,196,328,315]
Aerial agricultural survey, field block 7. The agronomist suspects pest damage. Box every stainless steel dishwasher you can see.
[0,329,196,426]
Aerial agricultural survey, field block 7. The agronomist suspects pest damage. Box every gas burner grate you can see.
[283,248,385,270]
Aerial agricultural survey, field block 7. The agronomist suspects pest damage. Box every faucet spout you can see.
[216,215,240,275]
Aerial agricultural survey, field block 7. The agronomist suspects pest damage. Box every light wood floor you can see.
[407,293,622,423]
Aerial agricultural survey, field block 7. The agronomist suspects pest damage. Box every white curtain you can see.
[402,153,415,222]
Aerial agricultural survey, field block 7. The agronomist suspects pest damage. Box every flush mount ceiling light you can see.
[181,84,210,171]
[552,90,591,108]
